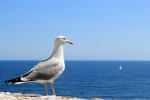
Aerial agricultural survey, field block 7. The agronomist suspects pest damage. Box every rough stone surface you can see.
[0,92,81,100]
[0,92,104,100]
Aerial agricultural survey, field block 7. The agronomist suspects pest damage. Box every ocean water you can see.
[0,60,150,99]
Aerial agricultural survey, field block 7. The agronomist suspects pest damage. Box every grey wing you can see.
[22,59,63,81]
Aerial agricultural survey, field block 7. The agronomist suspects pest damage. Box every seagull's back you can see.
[22,57,65,83]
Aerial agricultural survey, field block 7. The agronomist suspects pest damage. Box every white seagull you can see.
[5,36,73,96]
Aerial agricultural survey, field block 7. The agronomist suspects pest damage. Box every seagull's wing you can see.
[21,58,63,81]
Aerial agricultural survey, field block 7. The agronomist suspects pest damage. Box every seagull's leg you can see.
[51,82,56,96]
[44,83,49,96]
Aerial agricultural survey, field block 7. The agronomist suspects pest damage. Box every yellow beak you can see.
[66,40,73,44]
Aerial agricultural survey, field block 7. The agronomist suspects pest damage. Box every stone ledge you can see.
[0,92,103,100]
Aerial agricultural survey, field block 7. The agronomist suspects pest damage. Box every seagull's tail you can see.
[5,77,25,85]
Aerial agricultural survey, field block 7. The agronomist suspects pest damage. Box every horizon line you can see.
[0,59,150,61]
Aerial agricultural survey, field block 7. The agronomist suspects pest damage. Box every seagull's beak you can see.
[66,40,73,45]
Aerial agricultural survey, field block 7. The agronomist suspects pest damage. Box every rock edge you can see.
[0,92,103,100]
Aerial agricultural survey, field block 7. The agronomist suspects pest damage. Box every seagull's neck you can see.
[50,43,64,60]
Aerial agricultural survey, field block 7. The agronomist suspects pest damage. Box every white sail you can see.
[119,65,122,70]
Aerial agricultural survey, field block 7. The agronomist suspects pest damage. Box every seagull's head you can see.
[55,36,73,45]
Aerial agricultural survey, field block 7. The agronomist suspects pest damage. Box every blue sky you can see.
[0,0,150,60]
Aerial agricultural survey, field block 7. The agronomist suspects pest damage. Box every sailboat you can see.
[119,65,122,70]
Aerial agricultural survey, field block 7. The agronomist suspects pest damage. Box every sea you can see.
[0,60,150,99]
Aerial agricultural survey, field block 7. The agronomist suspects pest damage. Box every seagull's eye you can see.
[63,38,66,40]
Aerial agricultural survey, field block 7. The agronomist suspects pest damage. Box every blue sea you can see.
[0,60,150,99]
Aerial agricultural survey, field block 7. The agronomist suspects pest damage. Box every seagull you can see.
[5,36,73,96]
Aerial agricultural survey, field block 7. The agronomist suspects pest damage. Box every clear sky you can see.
[0,0,150,60]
